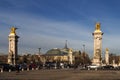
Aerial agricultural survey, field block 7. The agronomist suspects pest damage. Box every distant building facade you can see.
[45,48,75,64]
[44,41,82,64]
[0,54,8,63]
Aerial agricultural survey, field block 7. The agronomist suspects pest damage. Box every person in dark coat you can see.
[16,64,20,73]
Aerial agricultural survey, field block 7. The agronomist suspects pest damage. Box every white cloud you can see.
[0,12,93,54]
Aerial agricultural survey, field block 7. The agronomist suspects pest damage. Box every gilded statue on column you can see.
[106,48,109,51]
[10,27,17,34]
[95,23,100,31]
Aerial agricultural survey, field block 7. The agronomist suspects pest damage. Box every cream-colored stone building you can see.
[45,48,75,64]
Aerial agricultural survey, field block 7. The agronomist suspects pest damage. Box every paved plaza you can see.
[0,69,120,80]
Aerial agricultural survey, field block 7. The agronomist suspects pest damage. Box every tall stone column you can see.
[8,27,19,65]
[105,48,109,65]
[68,49,73,64]
[92,23,103,66]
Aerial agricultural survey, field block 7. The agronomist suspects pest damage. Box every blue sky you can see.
[0,0,120,57]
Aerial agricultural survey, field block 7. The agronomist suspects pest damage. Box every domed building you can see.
[45,48,68,62]
[45,41,81,64]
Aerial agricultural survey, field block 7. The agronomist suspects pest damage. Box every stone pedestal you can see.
[92,58,101,66]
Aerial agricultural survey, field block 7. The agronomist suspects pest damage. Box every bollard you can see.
[36,67,38,70]
[88,68,90,70]
[62,66,64,69]
[9,69,11,72]
[95,68,97,71]
[22,68,24,71]
[27,68,29,71]
[67,66,69,69]
[32,68,34,70]
[0,68,3,73]
[55,65,57,69]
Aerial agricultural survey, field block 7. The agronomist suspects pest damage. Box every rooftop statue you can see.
[106,48,109,51]
[10,27,17,34]
[95,23,100,31]
[68,48,73,53]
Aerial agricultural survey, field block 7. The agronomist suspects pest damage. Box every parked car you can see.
[20,63,27,70]
[0,63,16,71]
[45,62,57,69]
[102,65,114,70]
[114,66,120,70]
[87,64,101,70]
[29,63,37,70]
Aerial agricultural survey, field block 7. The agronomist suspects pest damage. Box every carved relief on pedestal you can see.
[95,49,101,59]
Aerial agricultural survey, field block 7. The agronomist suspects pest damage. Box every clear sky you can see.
[0,0,120,57]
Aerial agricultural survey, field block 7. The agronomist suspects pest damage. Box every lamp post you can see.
[83,44,85,65]
[83,44,85,52]
[38,48,41,55]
